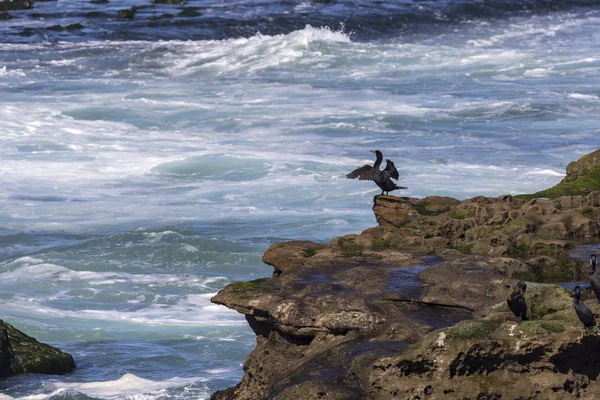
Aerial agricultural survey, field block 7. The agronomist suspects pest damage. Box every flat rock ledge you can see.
[211,149,600,400]
[0,319,76,378]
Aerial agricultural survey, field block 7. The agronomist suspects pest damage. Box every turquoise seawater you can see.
[1,2,600,398]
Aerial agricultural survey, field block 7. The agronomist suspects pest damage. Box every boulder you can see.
[0,319,75,377]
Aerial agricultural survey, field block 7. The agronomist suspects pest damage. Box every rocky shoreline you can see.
[211,149,600,400]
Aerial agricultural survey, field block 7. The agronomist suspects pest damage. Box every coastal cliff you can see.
[211,149,600,400]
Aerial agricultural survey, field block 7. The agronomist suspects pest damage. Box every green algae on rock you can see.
[517,148,600,201]
[0,319,75,377]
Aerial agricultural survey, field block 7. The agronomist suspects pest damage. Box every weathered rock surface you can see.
[0,319,76,378]
[211,149,600,400]
[368,286,600,400]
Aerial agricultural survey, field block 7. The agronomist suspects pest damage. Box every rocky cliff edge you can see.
[211,149,600,400]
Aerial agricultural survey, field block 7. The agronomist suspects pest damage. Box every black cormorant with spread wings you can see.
[346,150,406,195]
[507,280,528,324]
[573,285,600,335]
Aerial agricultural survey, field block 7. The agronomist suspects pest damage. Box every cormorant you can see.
[573,285,600,334]
[507,280,528,324]
[346,150,407,195]
[590,254,600,303]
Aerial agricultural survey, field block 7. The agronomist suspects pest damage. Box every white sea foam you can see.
[0,66,26,77]
[567,93,598,100]
[0,374,207,400]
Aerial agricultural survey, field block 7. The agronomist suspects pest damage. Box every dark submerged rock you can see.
[0,319,75,377]
[1,0,33,11]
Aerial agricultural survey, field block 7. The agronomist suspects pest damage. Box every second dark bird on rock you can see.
[507,280,528,324]
[573,285,600,334]
[346,150,407,195]
[589,254,600,303]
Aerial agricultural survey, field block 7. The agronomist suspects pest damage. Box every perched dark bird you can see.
[346,150,407,195]
[573,285,600,335]
[590,254,600,303]
[507,280,528,324]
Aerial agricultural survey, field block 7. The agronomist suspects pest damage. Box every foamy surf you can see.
[0,374,207,400]
[2,4,600,399]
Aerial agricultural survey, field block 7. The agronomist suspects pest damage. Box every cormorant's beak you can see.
[370,150,376,153]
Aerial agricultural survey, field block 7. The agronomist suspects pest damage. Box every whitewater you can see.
[1,1,600,398]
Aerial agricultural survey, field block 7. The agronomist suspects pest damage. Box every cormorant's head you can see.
[591,254,597,261]
[574,285,582,300]
[517,280,527,292]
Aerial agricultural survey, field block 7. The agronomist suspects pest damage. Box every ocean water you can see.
[1,0,600,398]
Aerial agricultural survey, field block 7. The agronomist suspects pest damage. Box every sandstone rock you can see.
[211,151,600,400]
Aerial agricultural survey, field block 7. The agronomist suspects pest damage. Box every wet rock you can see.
[118,6,137,19]
[1,0,32,11]
[211,148,600,400]
[0,319,75,378]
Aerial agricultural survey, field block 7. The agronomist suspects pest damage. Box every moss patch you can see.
[456,242,475,254]
[529,289,571,319]
[506,218,527,227]
[231,278,269,292]
[2,320,75,375]
[580,206,598,219]
[302,247,320,258]
[338,237,363,258]
[372,238,392,250]
[521,320,564,336]
[446,320,499,340]
[516,164,600,201]
[447,210,471,220]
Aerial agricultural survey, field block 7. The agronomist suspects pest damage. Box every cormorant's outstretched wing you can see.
[346,165,380,181]
[384,160,399,180]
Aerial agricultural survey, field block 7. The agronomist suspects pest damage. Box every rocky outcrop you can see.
[349,187,600,281]
[0,319,76,377]
[518,147,600,200]
[211,149,600,400]
[368,286,600,400]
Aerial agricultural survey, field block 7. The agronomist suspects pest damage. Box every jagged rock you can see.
[210,149,600,400]
[367,286,600,400]
[1,0,32,11]
[0,319,75,377]
[372,195,419,227]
